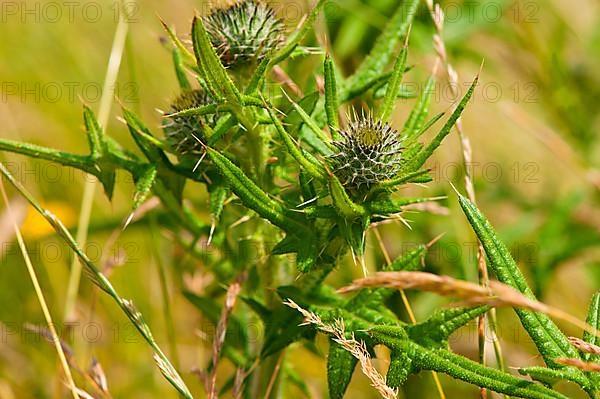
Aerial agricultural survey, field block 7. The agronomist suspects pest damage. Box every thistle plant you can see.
[329,116,403,194]
[0,0,598,398]
[163,89,213,155]
[203,0,284,70]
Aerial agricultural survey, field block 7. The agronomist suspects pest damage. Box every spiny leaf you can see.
[407,341,569,399]
[245,54,272,95]
[206,147,308,233]
[324,55,340,134]
[171,47,191,91]
[327,340,358,399]
[518,366,595,393]
[266,103,327,180]
[83,107,117,198]
[83,105,106,157]
[209,184,228,223]
[387,350,412,388]
[407,306,489,347]
[160,18,195,66]
[366,196,443,215]
[133,166,157,210]
[191,16,242,102]
[286,92,335,155]
[271,0,327,65]
[343,0,418,98]
[584,292,600,362]
[457,193,588,371]
[403,76,436,142]
[407,75,478,171]
[328,174,366,219]
[380,45,408,122]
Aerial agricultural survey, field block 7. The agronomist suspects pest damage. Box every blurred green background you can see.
[0,0,599,398]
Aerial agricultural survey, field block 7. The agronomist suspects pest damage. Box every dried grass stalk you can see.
[569,337,600,355]
[339,271,600,338]
[284,299,398,399]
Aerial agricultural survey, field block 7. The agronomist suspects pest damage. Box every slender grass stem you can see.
[0,171,79,399]
[372,226,447,399]
[63,0,130,322]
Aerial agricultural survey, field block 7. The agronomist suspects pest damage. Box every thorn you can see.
[448,181,460,195]
[296,196,318,208]
[359,255,368,277]
[192,151,207,173]
[123,211,135,231]
[207,220,216,246]
[426,232,446,249]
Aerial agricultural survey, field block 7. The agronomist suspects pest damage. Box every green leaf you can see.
[160,18,195,67]
[407,342,569,399]
[328,175,366,219]
[374,169,432,191]
[380,45,408,122]
[206,147,308,233]
[387,350,411,388]
[245,53,272,95]
[171,47,191,91]
[209,183,228,223]
[407,306,490,348]
[122,107,185,202]
[518,366,595,393]
[407,75,478,171]
[83,106,117,198]
[457,193,585,367]
[327,340,358,399]
[346,245,426,311]
[271,0,327,65]
[191,16,241,103]
[83,105,106,157]
[584,292,600,362]
[286,93,335,156]
[266,103,327,180]
[324,55,340,135]
[366,196,442,216]
[343,0,418,99]
[240,297,271,322]
[403,76,436,142]
[296,235,318,272]
[133,166,157,210]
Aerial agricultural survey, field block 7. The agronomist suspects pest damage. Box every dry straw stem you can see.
[207,277,243,399]
[555,358,600,372]
[0,173,80,399]
[25,324,112,398]
[569,337,600,355]
[338,271,600,339]
[284,299,398,399]
[425,2,498,392]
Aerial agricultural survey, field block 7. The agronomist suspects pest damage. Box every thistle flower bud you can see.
[163,89,213,154]
[203,0,284,69]
[329,117,403,191]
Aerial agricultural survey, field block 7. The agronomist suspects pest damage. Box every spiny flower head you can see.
[329,117,403,191]
[203,0,284,69]
[162,89,213,155]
